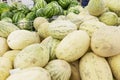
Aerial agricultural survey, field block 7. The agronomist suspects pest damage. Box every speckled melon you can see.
[79,52,113,80]
[56,30,90,62]
[14,43,49,69]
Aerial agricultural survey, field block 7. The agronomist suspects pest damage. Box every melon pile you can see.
[0,0,120,80]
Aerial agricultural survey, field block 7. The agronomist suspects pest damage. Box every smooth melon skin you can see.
[0,37,9,56]
[14,43,49,69]
[7,30,40,50]
[45,59,71,80]
[3,50,20,64]
[33,17,48,31]
[0,67,10,80]
[91,26,120,57]
[6,67,51,80]
[108,54,120,80]
[0,57,12,70]
[79,52,113,80]
[37,22,50,39]
[56,30,90,62]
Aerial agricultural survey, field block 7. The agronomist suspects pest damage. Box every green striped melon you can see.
[1,11,13,19]
[34,0,47,10]
[26,12,36,21]
[44,3,55,18]
[12,12,25,23]
[36,8,45,17]
[58,0,71,9]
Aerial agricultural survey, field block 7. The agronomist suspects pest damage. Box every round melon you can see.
[33,17,48,31]
[14,43,49,69]
[48,20,77,40]
[91,26,120,57]
[37,22,50,38]
[0,37,9,56]
[7,30,40,50]
[45,59,71,80]
[99,12,118,26]
[56,30,90,62]
[7,67,51,80]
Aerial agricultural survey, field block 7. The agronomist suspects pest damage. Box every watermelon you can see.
[68,0,80,8]
[17,18,33,30]
[1,11,13,19]
[12,12,25,23]
[44,3,55,18]
[0,2,10,14]
[67,6,80,14]
[44,1,63,18]
[36,8,45,17]
[34,0,47,9]
[26,12,36,21]
[58,0,71,9]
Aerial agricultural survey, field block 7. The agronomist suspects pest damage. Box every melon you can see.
[14,43,49,69]
[56,30,90,62]
[45,59,71,80]
[7,30,40,50]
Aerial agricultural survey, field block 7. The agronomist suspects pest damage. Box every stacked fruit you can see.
[0,0,120,80]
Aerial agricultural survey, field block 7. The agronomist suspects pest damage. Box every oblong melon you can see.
[79,52,113,80]
[56,30,90,62]
[7,67,51,80]
[0,37,9,56]
[14,43,49,69]
[7,30,40,50]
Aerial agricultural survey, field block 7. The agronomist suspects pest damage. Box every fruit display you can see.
[0,0,120,80]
